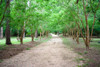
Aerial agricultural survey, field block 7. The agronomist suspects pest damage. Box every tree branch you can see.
[0,0,9,25]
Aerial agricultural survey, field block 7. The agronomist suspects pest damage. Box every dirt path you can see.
[0,34,83,67]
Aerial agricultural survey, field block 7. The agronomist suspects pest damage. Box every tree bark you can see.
[83,0,90,49]
[35,29,38,38]
[31,28,34,42]
[77,6,86,33]
[46,31,48,37]
[42,31,45,37]
[23,32,25,38]
[20,26,25,44]
[17,30,20,41]
[75,21,86,44]
[76,31,79,44]
[86,23,90,49]
[72,30,74,39]
[63,31,64,36]
[5,0,12,45]
[6,18,12,45]
[90,13,96,40]
[0,0,9,25]
[76,0,79,4]
[31,34,34,42]
[74,28,77,39]
[0,27,3,39]
[40,32,41,40]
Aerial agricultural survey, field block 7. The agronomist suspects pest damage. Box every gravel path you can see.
[0,34,83,67]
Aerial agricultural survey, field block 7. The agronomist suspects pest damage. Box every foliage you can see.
[0,0,100,45]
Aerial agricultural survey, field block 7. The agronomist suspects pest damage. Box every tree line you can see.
[0,0,100,50]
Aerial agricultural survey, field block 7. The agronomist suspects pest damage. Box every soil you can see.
[74,47,100,67]
[0,34,83,67]
[67,38,100,67]
[0,42,38,60]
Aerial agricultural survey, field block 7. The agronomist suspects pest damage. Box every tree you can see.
[5,0,12,45]
[10,0,27,44]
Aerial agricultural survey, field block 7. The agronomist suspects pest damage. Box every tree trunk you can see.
[35,29,38,38]
[0,27,3,39]
[46,31,48,37]
[47,31,49,37]
[85,14,90,49]
[23,22,25,38]
[5,0,11,45]
[31,28,34,42]
[74,33,76,39]
[72,30,74,40]
[6,18,12,45]
[83,0,90,49]
[23,32,25,38]
[20,26,25,44]
[31,34,34,42]
[76,31,79,44]
[74,30,76,40]
[75,21,86,43]
[20,37,23,44]
[0,0,9,25]
[86,25,90,49]
[63,32,64,36]
[40,32,41,40]
[64,32,66,36]
[85,42,89,50]
[42,31,45,37]
[90,13,96,40]
[17,30,20,41]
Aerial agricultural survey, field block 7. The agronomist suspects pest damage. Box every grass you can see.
[61,36,73,47]
[34,35,52,42]
[33,36,52,47]
[62,36,100,54]
[84,51,88,54]
[0,37,32,50]
[0,37,32,46]
[0,45,7,50]
[76,58,89,67]
[62,36,100,50]
[91,38,100,42]
[77,63,89,67]
[90,42,100,50]
[0,36,52,45]
[0,36,52,50]
[26,48,31,50]
[76,58,86,63]
[0,59,3,63]
[78,52,83,55]
[62,36,100,67]
[41,36,52,42]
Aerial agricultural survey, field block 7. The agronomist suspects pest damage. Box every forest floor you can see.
[62,36,100,67]
[0,36,51,63]
[0,34,83,67]
[0,42,38,60]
